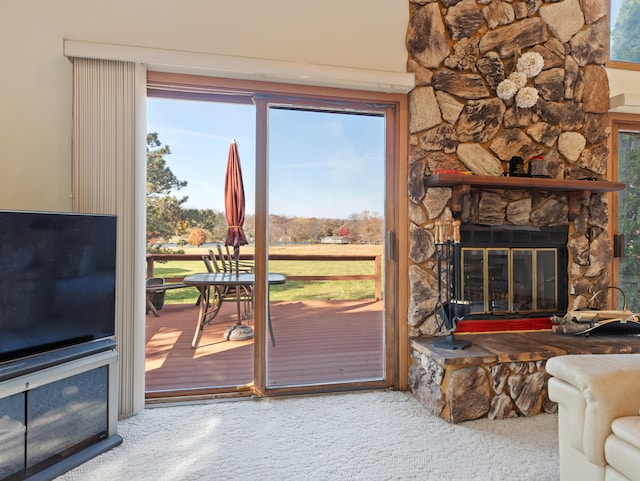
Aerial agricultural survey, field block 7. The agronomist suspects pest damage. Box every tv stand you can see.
[0,340,121,481]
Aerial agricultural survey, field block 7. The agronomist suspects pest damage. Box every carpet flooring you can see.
[54,390,559,481]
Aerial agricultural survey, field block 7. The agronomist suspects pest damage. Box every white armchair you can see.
[547,353,640,481]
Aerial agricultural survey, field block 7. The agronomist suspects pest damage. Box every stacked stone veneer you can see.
[405,0,613,420]
[409,344,558,422]
[406,0,612,336]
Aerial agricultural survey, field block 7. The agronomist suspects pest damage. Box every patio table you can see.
[184,272,286,349]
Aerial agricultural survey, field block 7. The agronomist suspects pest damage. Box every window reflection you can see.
[611,0,640,64]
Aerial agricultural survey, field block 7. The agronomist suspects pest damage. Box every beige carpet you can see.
[54,390,559,481]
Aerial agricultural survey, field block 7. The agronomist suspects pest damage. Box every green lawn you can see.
[151,244,381,303]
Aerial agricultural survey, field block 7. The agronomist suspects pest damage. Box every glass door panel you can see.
[461,248,484,314]
[617,129,640,311]
[145,97,257,394]
[265,105,386,388]
[512,249,533,312]
[487,249,509,313]
[535,249,557,311]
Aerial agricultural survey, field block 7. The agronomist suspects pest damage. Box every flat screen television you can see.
[0,210,117,363]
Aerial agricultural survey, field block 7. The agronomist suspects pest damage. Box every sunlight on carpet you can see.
[54,390,559,481]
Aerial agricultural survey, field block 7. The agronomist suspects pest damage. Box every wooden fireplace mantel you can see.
[424,174,626,220]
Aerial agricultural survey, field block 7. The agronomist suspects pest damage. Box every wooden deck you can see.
[145,299,384,396]
[147,300,640,405]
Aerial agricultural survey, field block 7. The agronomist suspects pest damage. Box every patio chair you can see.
[202,254,216,274]
[146,277,165,314]
[207,249,224,274]
[203,251,253,322]
[216,244,254,274]
[197,255,224,319]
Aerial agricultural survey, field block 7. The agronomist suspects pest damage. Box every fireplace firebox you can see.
[458,225,568,321]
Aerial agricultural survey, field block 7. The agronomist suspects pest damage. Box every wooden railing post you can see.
[375,255,382,301]
[146,255,154,279]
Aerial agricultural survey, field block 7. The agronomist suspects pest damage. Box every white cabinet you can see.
[0,340,121,481]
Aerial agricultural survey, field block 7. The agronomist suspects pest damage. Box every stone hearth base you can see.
[409,330,640,423]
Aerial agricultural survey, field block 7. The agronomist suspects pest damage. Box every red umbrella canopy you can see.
[224,140,248,251]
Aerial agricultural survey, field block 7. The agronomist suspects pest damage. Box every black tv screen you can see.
[0,210,117,362]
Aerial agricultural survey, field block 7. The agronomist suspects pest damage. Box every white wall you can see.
[0,0,409,211]
[608,67,640,98]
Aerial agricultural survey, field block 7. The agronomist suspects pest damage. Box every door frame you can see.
[609,113,640,308]
[147,71,409,395]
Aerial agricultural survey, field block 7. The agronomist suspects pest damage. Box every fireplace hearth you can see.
[410,331,640,423]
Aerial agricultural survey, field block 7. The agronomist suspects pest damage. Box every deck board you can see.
[145,300,384,395]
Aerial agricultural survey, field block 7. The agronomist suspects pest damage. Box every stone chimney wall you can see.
[406,0,612,337]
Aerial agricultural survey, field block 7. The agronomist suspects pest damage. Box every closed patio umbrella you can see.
[223,140,252,341]
[224,139,248,262]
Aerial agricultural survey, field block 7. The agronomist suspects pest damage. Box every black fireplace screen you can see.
[459,226,568,318]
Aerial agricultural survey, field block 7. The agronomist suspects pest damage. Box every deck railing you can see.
[146,253,382,300]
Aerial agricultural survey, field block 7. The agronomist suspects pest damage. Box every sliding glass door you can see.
[145,73,401,397]
[614,121,640,311]
[262,103,387,388]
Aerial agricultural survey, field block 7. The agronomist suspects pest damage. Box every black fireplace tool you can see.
[433,219,471,350]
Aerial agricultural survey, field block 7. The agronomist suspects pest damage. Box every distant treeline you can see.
[148,209,383,249]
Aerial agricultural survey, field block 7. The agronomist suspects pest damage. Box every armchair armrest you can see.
[546,353,640,466]
[548,377,587,453]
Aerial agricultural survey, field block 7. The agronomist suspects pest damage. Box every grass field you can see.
[152,243,383,303]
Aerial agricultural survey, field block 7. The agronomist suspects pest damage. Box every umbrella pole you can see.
[233,245,240,322]
[234,245,240,276]
[223,244,254,341]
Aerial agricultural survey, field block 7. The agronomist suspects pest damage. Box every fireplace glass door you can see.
[512,249,533,312]
[535,249,558,311]
[461,247,558,315]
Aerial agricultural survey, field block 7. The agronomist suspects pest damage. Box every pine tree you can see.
[146,133,188,246]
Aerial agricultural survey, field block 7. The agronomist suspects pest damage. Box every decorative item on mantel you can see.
[505,155,548,178]
[507,156,527,177]
[433,217,471,350]
[528,155,549,178]
[495,46,544,109]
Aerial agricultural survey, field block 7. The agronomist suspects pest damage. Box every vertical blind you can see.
[71,57,146,417]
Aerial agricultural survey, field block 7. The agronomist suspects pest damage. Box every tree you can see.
[187,228,207,247]
[244,214,256,243]
[269,214,292,243]
[146,133,188,246]
[358,211,384,244]
[611,0,640,63]
[289,217,324,243]
[319,218,342,238]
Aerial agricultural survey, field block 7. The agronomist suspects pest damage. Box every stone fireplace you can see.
[404,0,627,422]
[406,0,615,338]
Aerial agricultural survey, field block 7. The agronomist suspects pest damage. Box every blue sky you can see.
[612,0,622,22]
[147,98,385,219]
